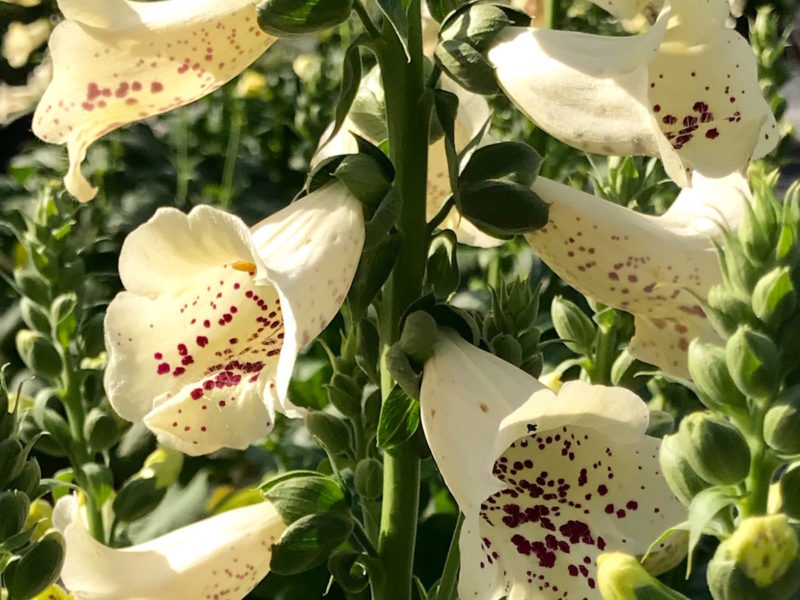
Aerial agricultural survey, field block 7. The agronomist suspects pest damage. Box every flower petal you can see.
[104,206,287,455]
[250,181,365,410]
[525,174,748,377]
[53,495,286,600]
[488,13,669,159]
[420,331,545,513]
[648,13,778,179]
[32,0,276,201]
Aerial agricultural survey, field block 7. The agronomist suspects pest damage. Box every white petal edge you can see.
[53,495,287,600]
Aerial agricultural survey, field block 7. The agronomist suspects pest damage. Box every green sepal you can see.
[19,299,50,335]
[725,326,780,398]
[112,477,167,523]
[399,311,438,366]
[752,266,796,328]
[551,296,595,356]
[459,141,542,188]
[424,230,460,299]
[84,408,119,453]
[658,433,711,507]
[328,550,371,593]
[304,412,352,456]
[0,490,30,543]
[3,530,65,600]
[354,458,383,500]
[764,385,800,454]
[262,473,349,524]
[687,341,748,416]
[458,180,548,238]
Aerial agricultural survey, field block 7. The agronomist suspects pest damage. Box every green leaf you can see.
[687,487,740,575]
[305,412,352,456]
[322,38,366,151]
[432,89,460,206]
[459,142,542,188]
[425,0,464,22]
[334,154,393,208]
[356,318,381,383]
[377,385,420,449]
[375,0,412,58]
[113,477,167,523]
[257,0,354,36]
[270,513,354,575]
[4,531,65,600]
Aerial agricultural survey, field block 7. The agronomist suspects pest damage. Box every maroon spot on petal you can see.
[196,335,209,347]
[157,363,170,374]
[706,128,719,139]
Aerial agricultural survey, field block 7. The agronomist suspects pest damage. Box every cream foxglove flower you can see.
[527,172,750,378]
[420,332,685,600]
[104,182,365,456]
[2,19,51,68]
[53,495,287,600]
[487,0,778,187]
[32,0,277,201]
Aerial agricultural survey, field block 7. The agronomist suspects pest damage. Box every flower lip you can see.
[53,494,288,600]
[32,0,277,201]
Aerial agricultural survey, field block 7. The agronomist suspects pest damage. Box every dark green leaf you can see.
[263,474,348,524]
[458,180,549,238]
[348,232,403,320]
[377,385,420,449]
[459,142,542,188]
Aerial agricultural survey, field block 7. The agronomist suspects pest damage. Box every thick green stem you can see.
[739,402,776,518]
[591,324,616,386]
[373,3,428,599]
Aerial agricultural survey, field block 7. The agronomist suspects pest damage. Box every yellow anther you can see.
[232,261,257,274]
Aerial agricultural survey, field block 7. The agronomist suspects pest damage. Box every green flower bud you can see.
[84,408,119,453]
[779,463,800,520]
[139,447,183,489]
[305,412,352,456]
[764,385,800,454]
[752,267,796,327]
[739,201,774,263]
[354,458,383,500]
[19,298,51,334]
[551,296,595,355]
[679,413,750,486]
[3,530,66,600]
[14,269,49,305]
[719,233,761,296]
[9,459,41,498]
[0,438,25,489]
[112,477,167,522]
[489,333,523,367]
[687,341,747,415]
[257,0,354,36]
[327,373,362,419]
[725,326,780,398]
[0,490,30,542]
[399,311,438,366]
[706,284,756,337]
[597,552,689,600]
[708,515,800,600]
[658,433,711,506]
[16,330,63,379]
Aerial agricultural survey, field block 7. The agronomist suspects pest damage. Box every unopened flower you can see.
[420,332,684,599]
[104,182,364,455]
[487,0,777,186]
[32,0,277,201]
[53,495,287,600]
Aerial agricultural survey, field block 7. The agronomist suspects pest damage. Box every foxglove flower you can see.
[32,0,277,201]
[527,172,750,378]
[487,0,777,186]
[104,182,365,455]
[0,60,52,125]
[53,495,287,600]
[420,332,685,600]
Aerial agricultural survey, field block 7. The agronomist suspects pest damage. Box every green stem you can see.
[740,405,772,517]
[374,3,428,599]
[435,513,464,600]
[354,0,381,38]
[591,324,616,385]
[219,105,243,209]
[175,112,190,206]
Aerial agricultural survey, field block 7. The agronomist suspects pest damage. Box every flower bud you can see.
[719,233,761,296]
[327,372,362,419]
[551,296,595,355]
[708,515,800,600]
[752,267,796,328]
[597,553,688,600]
[0,490,30,543]
[14,269,49,305]
[3,530,65,600]
[725,326,780,398]
[399,311,438,366]
[139,447,183,489]
[678,413,750,486]
[15,330,63,379]
[84,408,119,453]
[257,0,354,36]
[425,231,460,299]
[658,433,711,506]
[706,284,756,337]
[764,385,800,454]
[739,201,774,263]
[779,463,800,520]
[19,298,51,334]
[354,458,383,500]
[687,341,747,415]
[305,412,352,456]
[489,333,523,366]
[9,459,41,498]
[0,438,25,489]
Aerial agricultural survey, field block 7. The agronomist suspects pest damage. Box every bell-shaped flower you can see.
[487,0,777,186]
[53,495,287,599]
[31,0,277,201]
[104,181,365,456]
[420,332,685,600]
[527,172,750,378]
